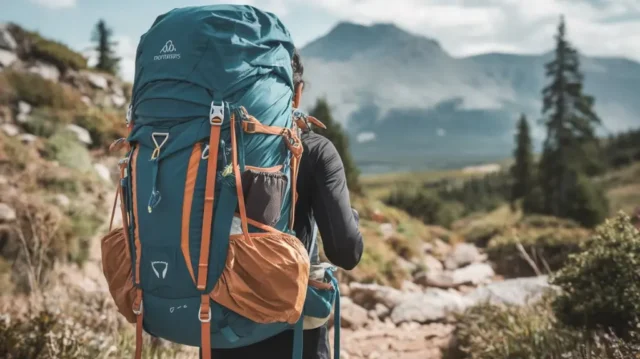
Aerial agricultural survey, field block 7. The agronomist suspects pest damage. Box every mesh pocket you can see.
[241,168,288,227]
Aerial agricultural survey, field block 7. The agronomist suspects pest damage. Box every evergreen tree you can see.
[538,16,606,223]
[91,19,120,75]
[510,114,534,205]
[309,98,362,194]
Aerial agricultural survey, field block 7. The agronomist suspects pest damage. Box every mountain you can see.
[299,22,640,174]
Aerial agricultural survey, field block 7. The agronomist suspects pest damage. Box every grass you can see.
[2,71,85,110]
[8,23,88,72]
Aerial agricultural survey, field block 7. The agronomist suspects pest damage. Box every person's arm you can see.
[310,139,363,270]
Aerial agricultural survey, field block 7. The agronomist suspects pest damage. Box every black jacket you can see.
[206,131,364,359]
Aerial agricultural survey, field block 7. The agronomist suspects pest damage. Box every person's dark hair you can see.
[292,48,304,90]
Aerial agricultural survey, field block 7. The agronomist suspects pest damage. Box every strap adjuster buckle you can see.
[199,305,212,323]
[132,299,143,315]
[210,101,225,126]
[244,121,256,134]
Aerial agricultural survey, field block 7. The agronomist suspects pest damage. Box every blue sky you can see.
[3,0,640,82]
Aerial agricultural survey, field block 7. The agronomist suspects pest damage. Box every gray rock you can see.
[29,62,60,82]
[0,49,17,68]
[112,84,125,97]
[340,297,369,329]
[349,282,405,310]
[444,243,484,270]
[396,257,418,274]
[1,123,19,136]
[94,163,112,183]
[55,194,71,207]
[374,303,390,320]
[81,96,92,106]
[18,101,32,115]
[423,254,444,272]
[379,223,394,239]
[400,280,422,292]
[0,25,17,50]
[19,133,37,144]
[465,275,556,307]
[65,124,92,145]
[416,263,495,289]
[390,289,473,324]
[84,72,109,89]
[111,94,127,108]
[0,203,16,222]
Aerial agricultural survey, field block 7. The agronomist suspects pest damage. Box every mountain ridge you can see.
[299,21,640,174]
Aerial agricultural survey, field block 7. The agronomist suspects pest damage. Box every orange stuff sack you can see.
[100,226,137,324]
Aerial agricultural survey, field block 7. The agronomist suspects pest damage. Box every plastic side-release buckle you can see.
[210,101,225,125]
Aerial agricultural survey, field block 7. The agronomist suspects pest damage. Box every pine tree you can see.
[538,16,605,221]
[91,19,120,75]
[510,114,534,205]
[309,98,362,194]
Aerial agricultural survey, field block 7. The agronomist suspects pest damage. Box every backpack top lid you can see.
[130,4,296,123]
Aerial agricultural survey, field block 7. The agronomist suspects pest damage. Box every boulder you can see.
[111,94,127,108]
[54,194,71,207]
[390,289,473,324]
[65,124,92,145]
[16,101,32,123]
[19,133,37,144]
[400,280,422,293]
[379,223,394,239]
[423,254,444,272]
[29,62,60,82]
[0,203,16,222]
[0,49,17,68]
[444,243,484,270]
[0,25,17,50]
[396,257,418,275]
[465,275,556,307]
[1,123,19,137]
[340,297,369,329]
[84,72,109,89]
[415,263,495,289]
[349,282,405,310]
[94,163,112,183]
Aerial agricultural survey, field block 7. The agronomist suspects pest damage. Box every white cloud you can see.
[30,0,76,9]
[356,132,376,143]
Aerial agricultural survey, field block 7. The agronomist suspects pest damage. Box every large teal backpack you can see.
[107,5,341,359]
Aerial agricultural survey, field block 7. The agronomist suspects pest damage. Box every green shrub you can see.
[487,225,590,278]
[22,108,73,138]
[385,187,463,228]
[452,295,640,359]
[551,212,640,337]
[43,130,93,172]
[9,23,87,72]
[4,71,84,109]
[72,108,127,149]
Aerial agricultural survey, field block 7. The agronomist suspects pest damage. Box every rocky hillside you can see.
[300,22,640,173]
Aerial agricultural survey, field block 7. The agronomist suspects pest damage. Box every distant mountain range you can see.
[298,22,640,174]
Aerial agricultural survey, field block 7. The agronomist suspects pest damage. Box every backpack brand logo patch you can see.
[151,261,169,279]
[154,40,181,61]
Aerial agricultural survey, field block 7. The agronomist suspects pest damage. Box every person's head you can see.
[292,47,304,108]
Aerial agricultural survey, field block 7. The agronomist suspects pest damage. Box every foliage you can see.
[309,98,362,194]
[43,130,93,172]
[73,108,128,148]
[603,128,640,169]
[91,20,121,76]
[487,217,591,278]
[452,294,640,359]
[510,114,534,204]
[9,23,88,72]
[551,212,640,337]
[385,186,463,228]
[4,71,84,109]
[436,172,512,215]
[536,16,607,226]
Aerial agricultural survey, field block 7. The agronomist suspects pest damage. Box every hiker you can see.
[202,48,364,359]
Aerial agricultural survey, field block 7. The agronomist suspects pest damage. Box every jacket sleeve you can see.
[310,139,363,270]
